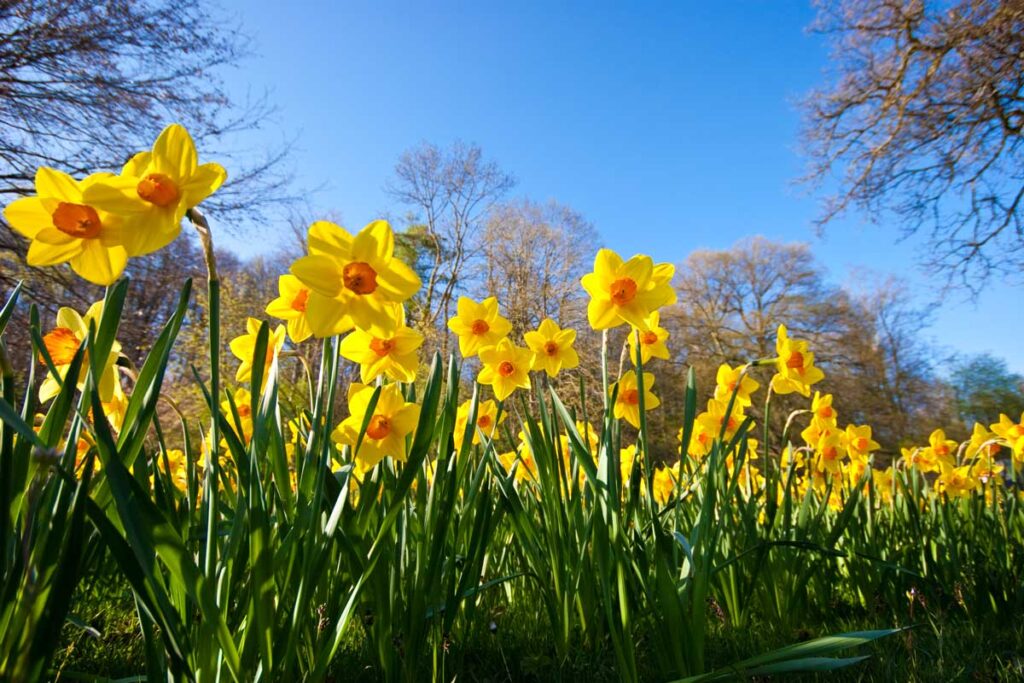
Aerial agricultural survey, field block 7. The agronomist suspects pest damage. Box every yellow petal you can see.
[70,240,127,286]
[307,221,353,259]
[180,162,227,208]
[27,237,82,266]
[4,197,53,238]
[36,167,81,201]
[352,220,393,263]
[122,151,152,177]
[119,210,180,256]
[291,255,342,297]
[83,175,148,215]
[304,291,353,337]
[152,124,198,179]
[375,259,421,301]
[587,298,620,330]
[593,249,623,281]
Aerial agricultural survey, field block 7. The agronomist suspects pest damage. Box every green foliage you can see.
[2,278,1024,681]
[951,353,1024,426]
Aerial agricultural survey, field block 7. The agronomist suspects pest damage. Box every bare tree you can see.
[662,237,950,452]
[477,199,598,335]
[668,237,855,365]
[802,0,1024,290]
[0,0,295,293]
[384,141,515,337]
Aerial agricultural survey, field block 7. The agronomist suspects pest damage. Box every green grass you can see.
[52,571,1024,682]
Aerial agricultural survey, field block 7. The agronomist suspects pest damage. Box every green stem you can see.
[189,208,221,581]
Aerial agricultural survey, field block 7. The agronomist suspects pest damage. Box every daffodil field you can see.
[2,126,1024,682]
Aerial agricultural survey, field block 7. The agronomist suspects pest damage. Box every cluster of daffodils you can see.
[10,125,226,480]
[230,219,425,470]
[9,122,1024,510]
[5,125,225,285]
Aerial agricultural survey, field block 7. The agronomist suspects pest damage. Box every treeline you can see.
[3,140,1021,462]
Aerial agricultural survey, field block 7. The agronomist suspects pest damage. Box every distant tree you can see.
[477,199,598,334]
[667,237,856,364]
[802,0,1024,289]
[950,353,1024,425]
[384,141,515,346]
[840,277,957,446]
[664,238,948,452]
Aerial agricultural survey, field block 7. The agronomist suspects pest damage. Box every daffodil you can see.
[812,432,846,474]
[290,220,421,337]
[921,428,957,469]
[651,464,678,505]
[901,445,940,473]
[843,424,880,461]
[990,412,1024,463]
[154,449,190,492]
[228,317,286,386]
[339,313,423,383]
[498,448,538,484]
[810,391,837,423]
[478,339,533,401]
[447,297,512,358]
[84,124,226,256]
[580,248,676,330]
[620,444,639,484]
[697,398,745,443]
[871,467,895,505]
[265,274,315,343]
[713,363,760,407]
[627,311,670,365]
[38,301,122,402]
[453,399,506,450]
[332,383,420,468]
[523,318,579,377]
[770,325,825,397]
[612,370,660,428]
[936,463,979,498]
[4,168,128,285]
[965,423,1001,461]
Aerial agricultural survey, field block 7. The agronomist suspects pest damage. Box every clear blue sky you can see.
[216,1,1023,374]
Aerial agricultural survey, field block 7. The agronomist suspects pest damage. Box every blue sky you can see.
[216,1,1023,373]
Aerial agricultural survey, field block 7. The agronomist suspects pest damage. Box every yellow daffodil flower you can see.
[290,220,420,337]
[580,248,676,330]
[524,318,579,377]
[696,397,743,443]
[843,424,880,461]
[652,464,678,505]
[229,317,286,385]
[339,315,424,384]
[921,428,957,469]
[612,369,660,428]
[447,296,512,358]
[85,124,225,256]
[498,448,538,484]
[4,168,128,285]
[770,325,825,397]
[332,383,420,468]
[812,432,846,475]
[901,445,940,473]
[936,463,979,498]
[477,338,533,401]
[990,412,1024,463]
[38,301,122,402]
[810,391,837,423]
[453,399,506,450]
[265,274,315,343]
[627,311,670,365]
[713,362,760,407]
